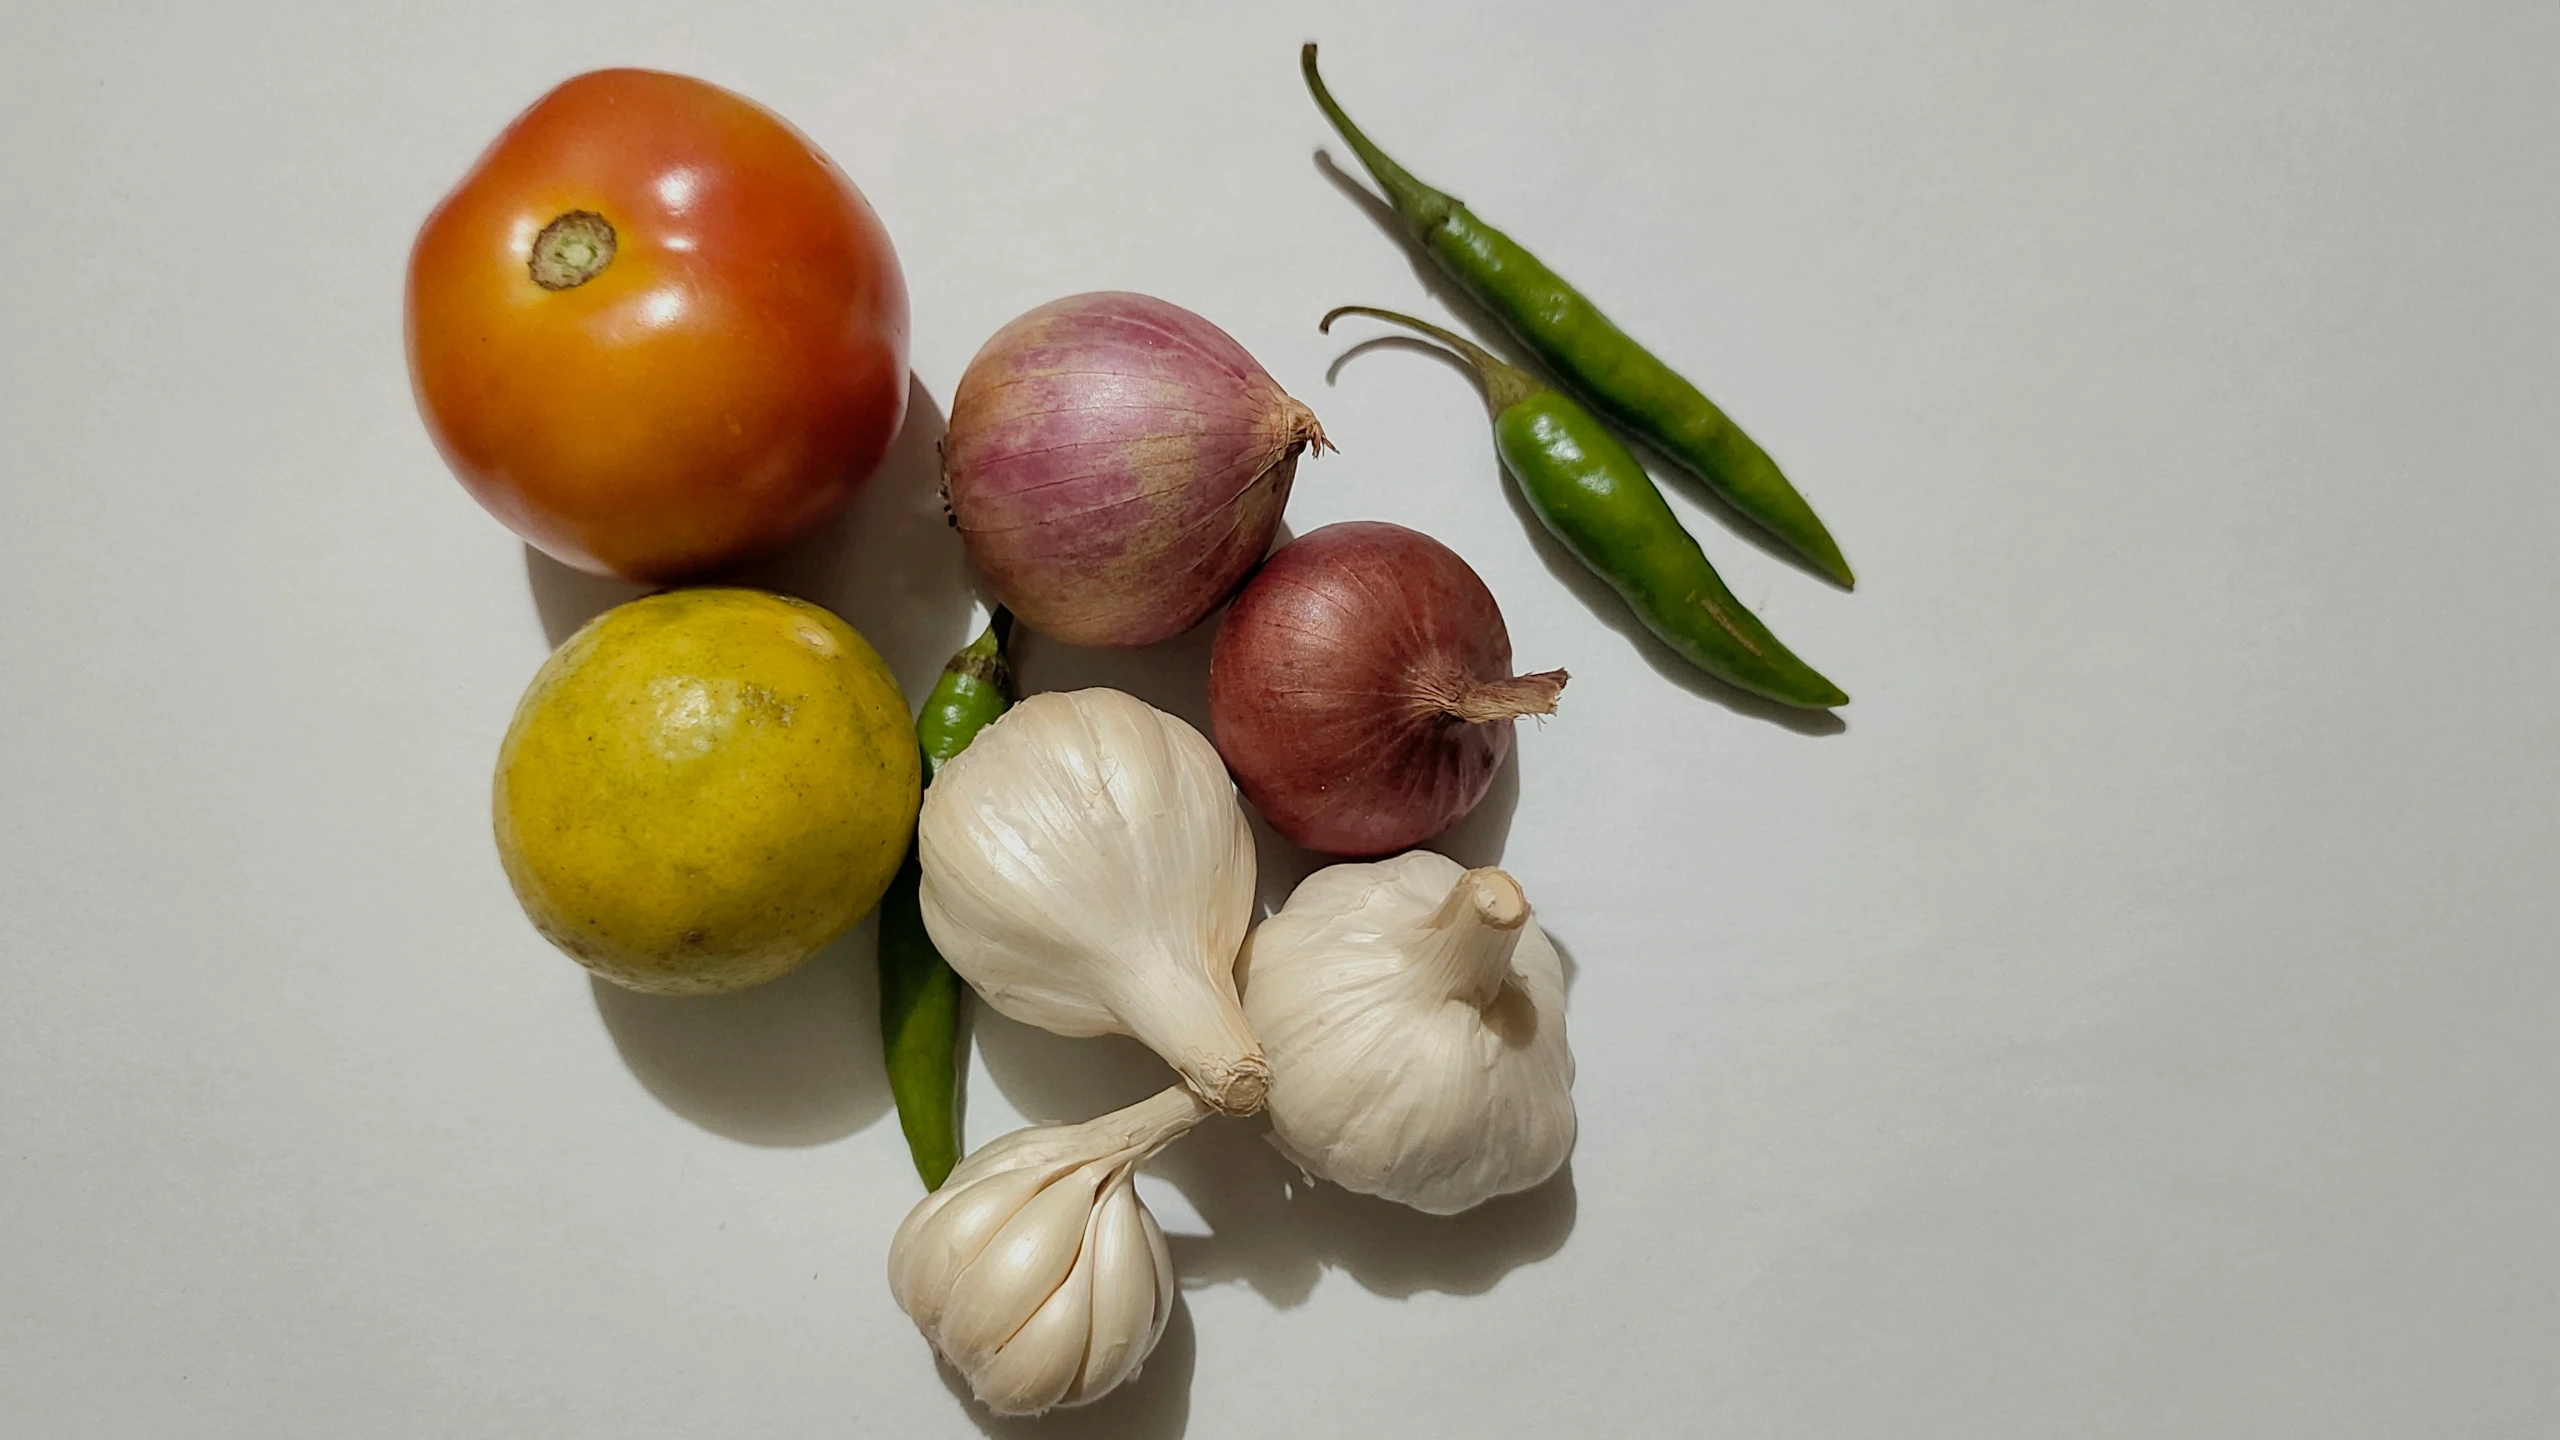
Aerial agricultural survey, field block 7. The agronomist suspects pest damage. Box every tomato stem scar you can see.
[529,211,616,290]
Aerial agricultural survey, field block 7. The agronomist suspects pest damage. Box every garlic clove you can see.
[888,1163,1058,1330]
[1071,1174,1163,1403]
[1140,1198,1176,1345]
[936,1160,1109,1367]
[966,1224,1098,1415]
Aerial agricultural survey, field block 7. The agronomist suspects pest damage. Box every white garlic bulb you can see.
[1240,850,1575,1215]
[886,1086,1206,1416]
[918,688,1269,1115]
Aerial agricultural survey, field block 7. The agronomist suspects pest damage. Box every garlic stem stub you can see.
[887,1085,1208,1416]
[917,688,1270,1115]
[1239,851,1576,1214]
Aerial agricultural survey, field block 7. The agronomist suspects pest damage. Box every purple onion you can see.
[941,292,1328,647]
[1210,522,1567,858]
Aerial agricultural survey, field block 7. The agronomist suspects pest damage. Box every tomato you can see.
[406,69,908,581]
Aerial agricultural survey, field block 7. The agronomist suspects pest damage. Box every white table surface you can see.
[6,3,2555,1435]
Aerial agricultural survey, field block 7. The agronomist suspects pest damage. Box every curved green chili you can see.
[1326,307,1846,709]
[878,610,1016,1188]
[1302,44,1854,590]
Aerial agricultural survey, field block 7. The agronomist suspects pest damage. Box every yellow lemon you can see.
[494,588,921,994]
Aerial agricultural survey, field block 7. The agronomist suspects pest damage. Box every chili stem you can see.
[1301,44,1455,232]
[1321,305,1540,413]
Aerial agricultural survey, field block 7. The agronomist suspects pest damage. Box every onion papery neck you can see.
[1274,396,1335,458]
[1412,668,1569,725]
[1411,867,1531,1009]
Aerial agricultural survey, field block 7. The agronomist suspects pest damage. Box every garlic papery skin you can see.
[918,688,1269,1115]
[887,1086,1203,1416]
[1238,851,1575,1215]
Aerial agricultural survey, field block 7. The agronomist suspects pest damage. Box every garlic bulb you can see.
[887,1086,1204,1415]
[1239,851,1575,1214]
[918,688,1269,1115]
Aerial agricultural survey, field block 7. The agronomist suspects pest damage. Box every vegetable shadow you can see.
[588,920,891,1146]
[1323,331,1843,736]
[1162,1123,1577,1308]
[1001,518,1298,737]
[739,378,983,706]
[975,1011,1183,1129]
[1010,610,1222,739]
[936,1292,1195,1440]
[524,375,983,711]
[1311,149,1851,593]
[523,553,647,647]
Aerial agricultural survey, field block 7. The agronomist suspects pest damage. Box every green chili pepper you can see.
[878,610,1015,1189]
[1302,44,1854,590]
[1325,307,1846,709]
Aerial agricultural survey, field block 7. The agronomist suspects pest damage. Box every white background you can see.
[4,2,2555,1435]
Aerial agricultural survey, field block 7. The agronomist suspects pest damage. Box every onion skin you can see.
[942,293,1327,647]
[1209,522,1565,857]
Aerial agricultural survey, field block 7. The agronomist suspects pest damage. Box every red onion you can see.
[941,292,1329,647]
[1208,521,1566,857]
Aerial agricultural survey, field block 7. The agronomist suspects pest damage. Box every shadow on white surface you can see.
[936,1293,1196,1440]
[739,377,983,705]
[522,555,648,648]
[1246,809,1329,920]
[1162,1118,1578,1305]
[525,375,983,710]
[977,1012,1180,1129]
[1010,601,1226,738]
[588,923,892,1146]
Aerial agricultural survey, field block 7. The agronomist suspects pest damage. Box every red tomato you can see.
[406,69,908,580]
